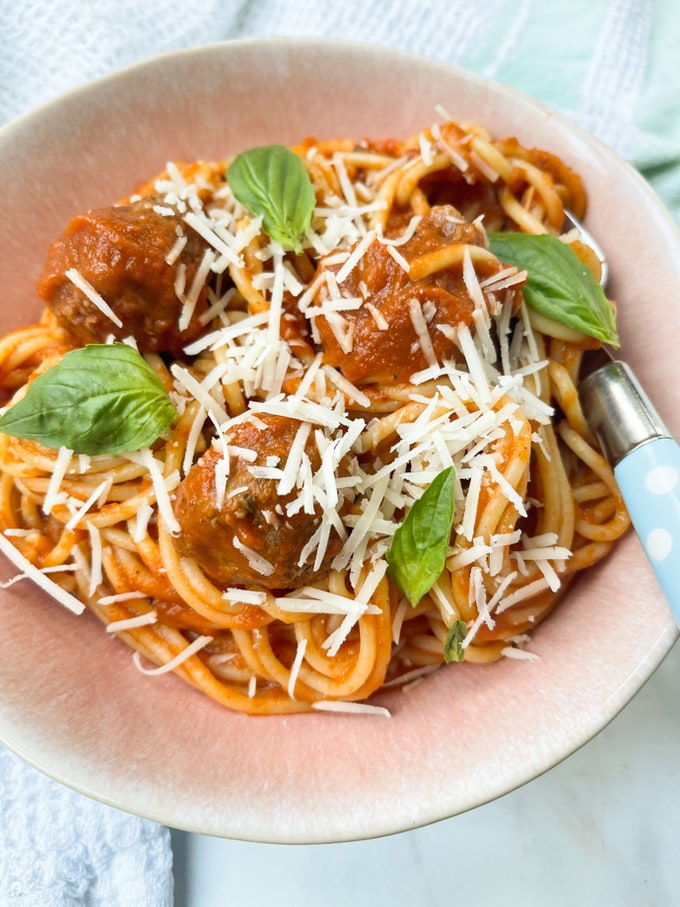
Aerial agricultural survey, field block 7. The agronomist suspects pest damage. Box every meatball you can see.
[37,197,211,354]
[173,414,354,590]
[313,205,518,384]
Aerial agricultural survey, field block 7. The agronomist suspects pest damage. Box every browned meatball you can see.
[173,414,354,590]
[37,197,212,354]
[313,205,519,384]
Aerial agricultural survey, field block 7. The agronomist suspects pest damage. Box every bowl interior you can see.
[0,38,678,843]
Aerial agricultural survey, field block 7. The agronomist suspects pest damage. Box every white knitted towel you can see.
[0,747,173,906]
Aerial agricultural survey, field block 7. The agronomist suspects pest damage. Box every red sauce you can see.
[314,205,509,384]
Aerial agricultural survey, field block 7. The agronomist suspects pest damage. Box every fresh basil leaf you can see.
[0,343,177,455]
[443,619,467,663]
[385,466,456,606]
[487,232,619,347]
[227,144,315,254]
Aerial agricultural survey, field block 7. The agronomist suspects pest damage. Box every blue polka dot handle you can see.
[614,437,680,625]
[579,359,680,626]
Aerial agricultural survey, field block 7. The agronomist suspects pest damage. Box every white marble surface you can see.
[171,639,680,906]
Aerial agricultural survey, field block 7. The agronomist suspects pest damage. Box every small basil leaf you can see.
[487,232,619,347]
[443,619,467,663]
[385,466,456,606]
[227,144,315,254]
[0,343,177,455]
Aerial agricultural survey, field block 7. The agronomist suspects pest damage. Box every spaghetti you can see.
[0,114,629,715]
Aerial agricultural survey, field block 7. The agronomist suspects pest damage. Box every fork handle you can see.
[580,359,680,626]
[614,437,680,626]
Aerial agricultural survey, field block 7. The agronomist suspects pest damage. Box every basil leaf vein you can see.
[227,144,315,254]
[487,232,619,347]
[0,343,177,455]
[385,466,456,606]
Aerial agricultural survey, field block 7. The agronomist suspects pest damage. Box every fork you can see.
[568,211,680,625]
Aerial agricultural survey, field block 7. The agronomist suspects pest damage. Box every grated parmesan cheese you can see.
[0,532,84,615]
[386,244,410,273]
[65,268,123,329]
[106,610,158,632]
[133,634,214,675]
[365,302,389,331]
[232,535,275,576]
[128,448,181,535]
[335,230,375,284]
[98,591,149,605]
[311,700,391,718]
[131,502,153,542]
[223,588,268,605]
[408,297,438,366]
[86,520,103,598]
[501,646,540,662]
[165,232,188,265]
[287,637,307,699]
[65,477,113,531]
[178,248,215,331]
[42,447,74,515]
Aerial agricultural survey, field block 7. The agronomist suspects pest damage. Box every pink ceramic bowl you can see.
[0,38,678,843]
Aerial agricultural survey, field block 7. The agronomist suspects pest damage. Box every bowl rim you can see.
[0,36,678,843]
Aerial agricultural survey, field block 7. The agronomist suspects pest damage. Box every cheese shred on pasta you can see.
[0,115,629,715]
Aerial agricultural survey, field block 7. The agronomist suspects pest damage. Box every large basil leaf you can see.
[487,232,619,346]
[227,144,315,254]
[0,343,177,455]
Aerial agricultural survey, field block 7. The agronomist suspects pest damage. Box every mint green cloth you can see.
[457,0,680,222]
[2,0,678,222]
[630,2,680,221]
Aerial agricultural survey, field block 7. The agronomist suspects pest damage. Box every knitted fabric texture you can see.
[0,747,173,906]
